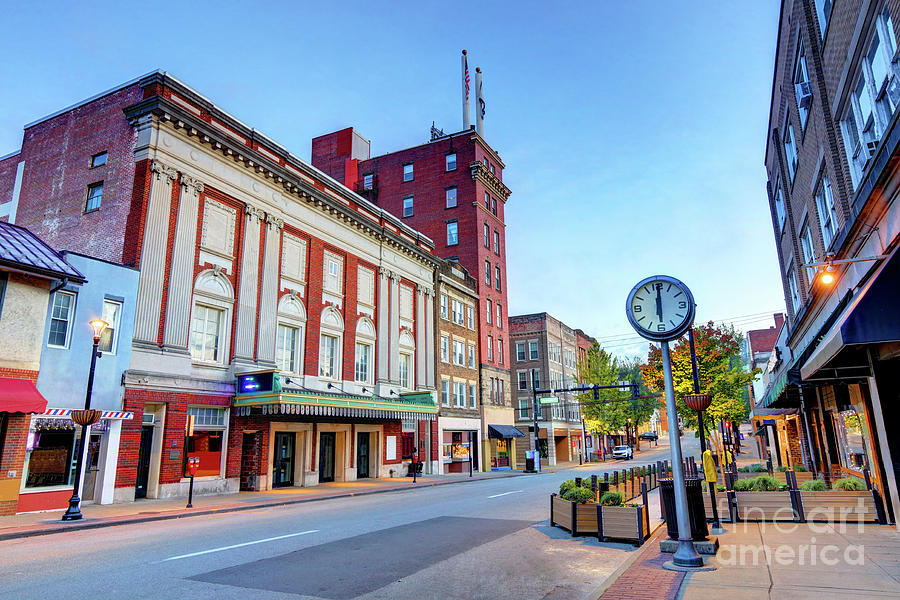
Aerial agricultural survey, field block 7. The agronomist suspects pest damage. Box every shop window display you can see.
[25,421,77,488]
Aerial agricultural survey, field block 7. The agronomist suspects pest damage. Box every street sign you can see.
[539,396,559,404]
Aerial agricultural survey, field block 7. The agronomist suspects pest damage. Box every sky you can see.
[0,1,785,359]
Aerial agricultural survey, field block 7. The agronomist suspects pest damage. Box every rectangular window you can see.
[469,383,477,408]
[90,152,107,168]
[468,343,476,368]
[446,221,458,246]
[800,224,816,285]
[48,292,76,348]
[496,303,502,328]
[97,299,122,354]
[399,353,411,388]
[493,231,500,254]
[363,173,374,190]
[787,260,801,314]
[783,122,798,182]
[440,294,448,319]
[518,371,528,390]
[518,398,530,419]
[403,163,414,182]
[466,306,475,329]
[495,266,502,291]
[190,304,223,362]
[773,177,786,231]
[794,39,811,129]
[185,427,225,477]
[488,336,494,361]
[491,198,497,215]
[516,342,526,362]
[446,187,457,208]
[531,369,541,390]
[454,339,465,365]
[815,0,832,37]
[85,182,103,212]
[815,174,838,248]
[454,381,465,407]
[442,379,450,406]
[319,334,339,378]
[276,324,298,373]
[484,260,491,284]
[486,299,492,324]
[323,252,343,294]
[441,335,449,362]
[403,196,414,218]
[498,338,504,365]
[446,153,457,171]
[452,299,464,324]
[484,223,490,248]
[355,342,371,383]
[529,341,539,360]
[484,192,490,210]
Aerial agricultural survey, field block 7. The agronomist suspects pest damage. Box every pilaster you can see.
[133,160,177,346]
[424,289,435,388]
[233,204,264,363]
[389,272,400,383]
[377,267,390,383]
[162,173,204,352]
[256,213,284,365]
[415,285,427,389]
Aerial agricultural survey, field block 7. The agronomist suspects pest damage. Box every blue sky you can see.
[0,1,784,358]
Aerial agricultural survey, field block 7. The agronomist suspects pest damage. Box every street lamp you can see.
[61,318,108,521]
[804,253,889,286]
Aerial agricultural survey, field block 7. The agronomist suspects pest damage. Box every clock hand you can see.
[656,288,663,322]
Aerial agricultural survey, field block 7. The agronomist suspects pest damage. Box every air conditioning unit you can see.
[142,413,155,425]
[795,82,813,109]
[866,139,879,155]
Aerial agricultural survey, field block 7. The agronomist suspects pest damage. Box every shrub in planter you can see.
[559,480,576,495]
[794,465,808,472]
[750,463,768,472]
[800,479,827,491]
[716,483,726,492]
[563,486,596,503]
[737,465,750,473]
[777,466,789,472]
[752,475,779,491]
[776,483,789,491]
[833,477,865,491]
[600,491,624,506]
[733,478,755,491]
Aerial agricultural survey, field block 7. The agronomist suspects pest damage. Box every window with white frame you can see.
[446,187,457,208]
[496,303,502,328]
[841,8,900,188]
[815,174,838,248]
[190,270,234,364]
[493,230,500,254]
[355,317,376,384]
[85,182,103,212]
[794,38,811,129]
[403,196,414,218]
[516,342,526,361]
[483,223,490,248]
[323,252,344,294]
[486,299,492,324]
[446,221,458,246]
[440,294,448,319]
[318,306,344,379]
[441,379,450,406]
[498,338,504,364]
[495,266,502,291]
[484,191,490,210]
[276,294,306,374]
[800,223,816,285]
[441,335,449,362]
[466,306,474,329]
[97,299,122,354]
[814,0,833,38]
[48,291,76,348]
[452,299,464,324]
[362,173,374,190]
[484,260,491,284]
[487,335,493,361]
[783,121,798,182]
[446,153,457,171]
[469,383,477,408]
[468,343,476,368]
[191,305,224,362]
[403,163,414,182]
[518,398,530,419]
[529,340,539,360]
[453,339,465,365]
[454,381,466,407]
[773,177,786,231]
[399,353,412,389]
[518,370,528,390]
[787,259,801,314]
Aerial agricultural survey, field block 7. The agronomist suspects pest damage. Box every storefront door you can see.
[319,432,335,483]
[135,426,153,499]
[356,432,370,479]
[273,432,295,488]
[82,433,102,502]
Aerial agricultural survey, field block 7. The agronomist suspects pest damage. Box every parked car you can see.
[612,445,633,460]
[638,432,658,441]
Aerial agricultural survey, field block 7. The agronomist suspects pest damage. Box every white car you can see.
[612,445,633,460]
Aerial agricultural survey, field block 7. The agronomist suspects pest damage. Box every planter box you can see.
[549,494,598,536]
[735,491,795,521]
[702,490,731,522]
[598,504,649,546]
[799,490,877,522]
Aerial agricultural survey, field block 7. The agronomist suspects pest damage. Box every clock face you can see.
[626,276,695,341]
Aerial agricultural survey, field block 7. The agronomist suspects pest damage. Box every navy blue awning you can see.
[488,425,525,439]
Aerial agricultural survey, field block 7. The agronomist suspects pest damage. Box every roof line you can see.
[0,150,21,162]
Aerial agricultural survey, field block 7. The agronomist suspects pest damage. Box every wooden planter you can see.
[734,491,795,521]
[702,490,731,522]
[799,490,877,522]
[598,504,649,546]
[549,494,598,536]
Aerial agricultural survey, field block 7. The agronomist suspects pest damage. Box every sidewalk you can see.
[597,517,900,599]
[0,469,531,541]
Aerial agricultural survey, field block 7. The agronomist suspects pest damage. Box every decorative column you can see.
[162,173,204,352]
[425,289,435,389]
[377,267,390,383]
[389,272,400,383]
[233,205,265,363]
[133,160,177,346]
[256,213,283,365]
[415,285,427,390]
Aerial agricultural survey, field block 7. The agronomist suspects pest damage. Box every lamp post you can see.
[61,319,108,521]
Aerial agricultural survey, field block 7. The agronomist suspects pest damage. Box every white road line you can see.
[163,529,319,561]
[487,490,523,499]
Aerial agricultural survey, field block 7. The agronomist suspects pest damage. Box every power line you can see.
[593,310,781,341]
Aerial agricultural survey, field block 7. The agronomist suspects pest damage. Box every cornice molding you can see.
[469,161,511,202]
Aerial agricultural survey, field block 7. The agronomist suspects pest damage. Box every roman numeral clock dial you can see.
[625,275,696,342]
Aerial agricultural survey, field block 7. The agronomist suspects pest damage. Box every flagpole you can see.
[475,67,484,136]
[462,50,471,130]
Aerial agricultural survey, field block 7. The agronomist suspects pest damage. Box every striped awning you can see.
[42,408,134,420]
[234,403,435,421]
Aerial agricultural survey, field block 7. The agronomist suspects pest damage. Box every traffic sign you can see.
[539,396,559,404]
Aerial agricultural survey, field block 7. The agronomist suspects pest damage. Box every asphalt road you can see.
[0,438,697,600]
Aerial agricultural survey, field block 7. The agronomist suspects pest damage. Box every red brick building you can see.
[0,71,440,503]
[311,126,514,449]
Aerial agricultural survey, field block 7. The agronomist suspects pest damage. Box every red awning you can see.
[0,379,48,414]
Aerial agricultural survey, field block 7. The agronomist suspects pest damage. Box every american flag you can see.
[464,55,470,100]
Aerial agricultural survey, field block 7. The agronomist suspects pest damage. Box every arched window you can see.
[398,329,415,390]
[354,317,376,384]
[276,294,307,374]
[190,269,234,364]
[319,306,344,380]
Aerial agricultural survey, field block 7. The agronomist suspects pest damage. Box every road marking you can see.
[163,529,319,561]
[487,490,523,499]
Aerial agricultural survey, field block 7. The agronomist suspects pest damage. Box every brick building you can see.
[0,222,84,515]
[762,0,900,523]
[0,71,440,504]
[509,312,584,467]
[310,127,513,432]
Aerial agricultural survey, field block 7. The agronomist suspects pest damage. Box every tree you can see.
[640,322,757,440]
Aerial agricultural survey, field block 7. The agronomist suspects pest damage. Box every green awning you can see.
[759,353,803,409]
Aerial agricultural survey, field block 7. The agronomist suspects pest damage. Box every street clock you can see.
[625,275,696,341]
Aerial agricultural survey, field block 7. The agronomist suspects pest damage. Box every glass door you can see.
[273,432,295,488]
[319,432,335,483]
[356,432,370,479]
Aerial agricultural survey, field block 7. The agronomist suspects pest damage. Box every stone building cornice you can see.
[469,161,511,202]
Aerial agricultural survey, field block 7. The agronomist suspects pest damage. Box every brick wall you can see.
[227,413,271,486]
[383,419,401,465]
[0,369,38,516]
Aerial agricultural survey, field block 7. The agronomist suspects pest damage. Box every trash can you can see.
[525,450,536,473]
[660,477,709,541]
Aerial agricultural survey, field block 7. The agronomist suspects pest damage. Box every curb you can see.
[0,470,537,542]
[588,522,667,600]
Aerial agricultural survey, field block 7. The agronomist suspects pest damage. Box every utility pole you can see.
[531,369,541,472]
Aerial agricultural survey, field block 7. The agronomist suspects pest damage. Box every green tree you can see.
[574,342,624,441]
